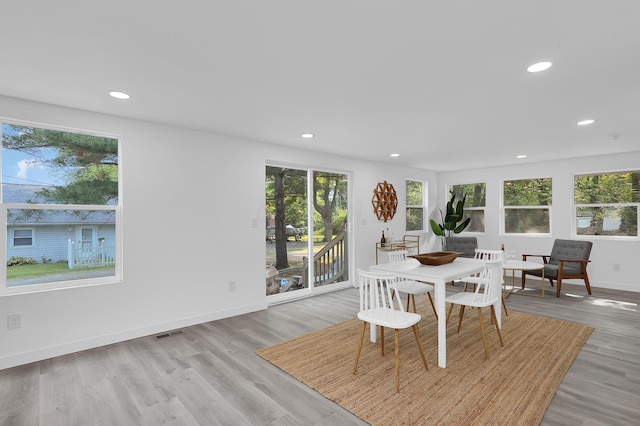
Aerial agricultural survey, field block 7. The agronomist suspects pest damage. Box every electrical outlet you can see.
[7,313,22,330]
[229,281,236,292]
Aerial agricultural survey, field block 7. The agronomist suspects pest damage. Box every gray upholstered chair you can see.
[521,239,593,298]
[444,236,478,258]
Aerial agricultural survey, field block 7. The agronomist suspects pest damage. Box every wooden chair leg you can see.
[411,295,417,313]
[584,275,592,295]
[427,293,438,320]
[353,321,366,374]
[502,295,509,317]
[556,278,562,298]
[412,324,429,371]
[446,303,455,324]
[380,326,385,355]
[491,306,504,347]
[477,307,490,360]
[456,305,466,333]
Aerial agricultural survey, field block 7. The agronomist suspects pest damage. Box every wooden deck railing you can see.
[302,231,347,287]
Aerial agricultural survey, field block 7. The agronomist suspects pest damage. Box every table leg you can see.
[435,280,446,368]
[503,269,516,298]
[512,267,546,298]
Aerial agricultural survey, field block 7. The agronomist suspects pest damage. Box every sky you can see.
[1,123,65,187]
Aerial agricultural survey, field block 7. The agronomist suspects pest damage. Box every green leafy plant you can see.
[7,256,37,266]
[429,192,471,249]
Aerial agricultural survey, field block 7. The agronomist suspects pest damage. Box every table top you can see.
[502,260,544,270]
[372,257,485,283]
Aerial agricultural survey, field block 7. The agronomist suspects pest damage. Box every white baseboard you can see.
[590,281,639,293]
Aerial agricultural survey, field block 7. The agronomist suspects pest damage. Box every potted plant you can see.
[429,191,471,250]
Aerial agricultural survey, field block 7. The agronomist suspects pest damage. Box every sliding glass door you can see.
[266,165,349,299]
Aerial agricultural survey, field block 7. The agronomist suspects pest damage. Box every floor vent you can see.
[154,330,183,340]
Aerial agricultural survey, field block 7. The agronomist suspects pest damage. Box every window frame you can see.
[573,170,639,240]
[11,227,34,247]
[502,177,552,235]
[0,118,123,296]
[405,179,425,232]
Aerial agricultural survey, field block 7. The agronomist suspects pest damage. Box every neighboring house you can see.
[4,184,115,265]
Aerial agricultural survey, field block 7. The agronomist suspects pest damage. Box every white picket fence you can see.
[68,239,116,269]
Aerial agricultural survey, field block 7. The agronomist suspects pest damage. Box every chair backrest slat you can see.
[357,269,405,312]
[473,249,504,262]
[471,259,503,305]
[387,250,409,263]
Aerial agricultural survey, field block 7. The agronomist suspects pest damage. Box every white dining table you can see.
[371,257,493,368]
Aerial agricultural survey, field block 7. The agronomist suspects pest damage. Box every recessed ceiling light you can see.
[516,155,527,159]
[301,133,314,139]
[109,91,130,99]
[527,62,552,73]
[390,153,400,157]
[577,119,595,126]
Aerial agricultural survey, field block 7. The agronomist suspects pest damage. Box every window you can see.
[451,183,485,232]
[265,165,350,299]
[12,228,33,246]
[503,178,552,234]
[1,121,121,294]
[406,180,424,231]
[574,171,639,237]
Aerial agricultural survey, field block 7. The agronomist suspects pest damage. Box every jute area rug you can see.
[257,305,592,425]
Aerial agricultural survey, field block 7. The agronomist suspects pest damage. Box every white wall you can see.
[436,154,640,293]
[1,94,637,370]
[0,95,436,369]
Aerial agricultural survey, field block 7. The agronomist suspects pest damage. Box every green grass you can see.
[7,263,112,279]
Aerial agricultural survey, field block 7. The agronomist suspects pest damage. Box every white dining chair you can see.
[445,259,505,360]
[459,248,508,316]
[387,250,438,319]
[353,269,429,392]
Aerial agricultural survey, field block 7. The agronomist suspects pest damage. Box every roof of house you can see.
[3,184,115,226]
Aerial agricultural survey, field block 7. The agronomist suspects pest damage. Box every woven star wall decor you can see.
[371,180,397,222]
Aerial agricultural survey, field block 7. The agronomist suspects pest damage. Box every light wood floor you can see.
[1,280,639,425]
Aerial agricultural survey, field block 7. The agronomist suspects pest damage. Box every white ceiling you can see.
[1,1,638,172]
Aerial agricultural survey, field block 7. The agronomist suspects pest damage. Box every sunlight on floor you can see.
[565,293,638,311]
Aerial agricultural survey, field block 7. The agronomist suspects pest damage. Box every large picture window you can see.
[574,171,639,237]
[503,177,552,234]
[451,182,485,232]
[406,179,424,231]
[1,121,121,294]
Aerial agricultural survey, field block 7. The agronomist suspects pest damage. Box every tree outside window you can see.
[503,178,552,234]
[574,171,639,237]
[451,182,485,232]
